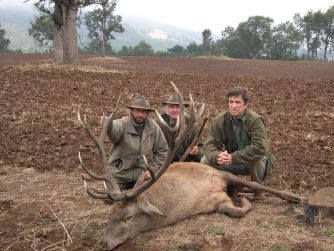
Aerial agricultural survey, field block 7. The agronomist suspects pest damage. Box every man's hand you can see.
[217,151,232,165]
[142,170,152,180]
[189,145,199,156]
[121,115,129,121]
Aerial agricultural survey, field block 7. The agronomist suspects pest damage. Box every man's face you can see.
[167,104,180,120]
[228,95,247,119]
[131,108,149,124]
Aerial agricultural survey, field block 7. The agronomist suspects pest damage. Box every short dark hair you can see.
[227,86,250,104]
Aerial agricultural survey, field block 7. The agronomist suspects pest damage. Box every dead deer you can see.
[78,83,303,250]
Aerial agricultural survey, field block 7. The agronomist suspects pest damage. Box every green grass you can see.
[133,235,150,251]
[194,55,234,60]
[207,223,225,237]
[323,227,334,238]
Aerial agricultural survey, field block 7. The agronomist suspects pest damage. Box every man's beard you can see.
[132,114,146,124]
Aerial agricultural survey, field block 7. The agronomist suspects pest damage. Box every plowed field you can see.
[1,54,333,251]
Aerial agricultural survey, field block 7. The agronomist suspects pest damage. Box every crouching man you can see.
[201,86,275,199]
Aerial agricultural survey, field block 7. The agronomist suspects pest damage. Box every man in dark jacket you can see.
[201,86,275,199]
[156,93,203,162]
[106,96,168,190]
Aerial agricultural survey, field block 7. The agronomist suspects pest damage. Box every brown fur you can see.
[99,162,301,250]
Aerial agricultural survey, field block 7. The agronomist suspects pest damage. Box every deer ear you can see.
[138,197,166,216]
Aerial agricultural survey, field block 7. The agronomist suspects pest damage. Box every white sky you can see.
[1,0,333,34]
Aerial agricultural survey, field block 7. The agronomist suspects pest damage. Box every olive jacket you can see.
[107,118,168,182]
[202,108,275,175]
[156,113,203,162]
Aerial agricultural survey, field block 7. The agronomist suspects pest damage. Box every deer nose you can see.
[100,237,120,251]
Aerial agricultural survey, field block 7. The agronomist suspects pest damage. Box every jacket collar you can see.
[125,118,154,139]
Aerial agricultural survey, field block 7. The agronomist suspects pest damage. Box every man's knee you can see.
[201,156,210,165]
[251,155,268,183]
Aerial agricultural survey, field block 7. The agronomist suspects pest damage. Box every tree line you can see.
[0,1,333,63]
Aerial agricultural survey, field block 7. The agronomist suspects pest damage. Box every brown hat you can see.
[126,96,155,112]
[162,93,189,107]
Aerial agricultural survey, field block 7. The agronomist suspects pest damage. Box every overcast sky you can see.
[0,0,333,34]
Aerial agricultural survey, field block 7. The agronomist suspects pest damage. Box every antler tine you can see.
[79,151,106,181]
[78,111,108,168]
[78,100,123,201]
[196,103,205,120]
[142,155,155,178]
[124,82,203,200]
[174,92,196,147]
[79,151,121,198]
[84,180,109,199]
[98,94,121,145]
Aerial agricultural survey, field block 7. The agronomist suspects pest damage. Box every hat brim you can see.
[162,102,190,107]
[126,105,156,112]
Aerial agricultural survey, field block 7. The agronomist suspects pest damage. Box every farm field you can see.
[0,53,334,250]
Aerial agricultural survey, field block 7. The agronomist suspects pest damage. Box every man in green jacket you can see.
[106,96,168,190]
[201,86,275,198]
[156,93,203,162]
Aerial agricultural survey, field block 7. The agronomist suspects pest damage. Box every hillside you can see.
[0,4,212,52]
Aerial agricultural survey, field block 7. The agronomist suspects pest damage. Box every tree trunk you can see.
[102,36,105,57]
[62,3,79,64]
[51,25,64,64]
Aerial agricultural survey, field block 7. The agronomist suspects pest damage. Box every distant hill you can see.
[0,5,38,52]
[0,5,218,52]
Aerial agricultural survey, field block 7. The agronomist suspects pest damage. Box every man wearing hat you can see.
[156,93,203,162]
[106,95,168,190]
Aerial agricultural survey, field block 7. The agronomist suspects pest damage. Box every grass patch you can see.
[259,220,278,232]
[207,223,225,237]
[13,63,118,73]
[194,55,234,60]
[133,235,150,251]
[81,228,99,247]
[323,227,334,237]
[169,242,200,251]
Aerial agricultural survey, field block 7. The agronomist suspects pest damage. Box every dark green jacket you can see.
[156,113,203,162]
[107,118,168,182]
[202,108,275,174]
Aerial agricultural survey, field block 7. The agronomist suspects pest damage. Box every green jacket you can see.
[202,108,275,175]
[156,113,203,162]
[107,118,168,182]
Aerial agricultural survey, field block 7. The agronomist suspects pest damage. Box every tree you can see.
[322,5,334,61]
[202,29,212,55]
[0,24,10,52]
[186,42,203,56]
[221,26,248,58]
[133,41,153,56]
[294,11,324,59]
[211,39,224,56]
[30,0,110,64]
[84,0,124,57]
[118,45,133,55]
[237,16,273,59]
[268,21,302,60]
[167,44,184,56]
[29,16,55,46]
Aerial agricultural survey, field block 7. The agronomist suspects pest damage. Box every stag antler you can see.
[78,83,204,201]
